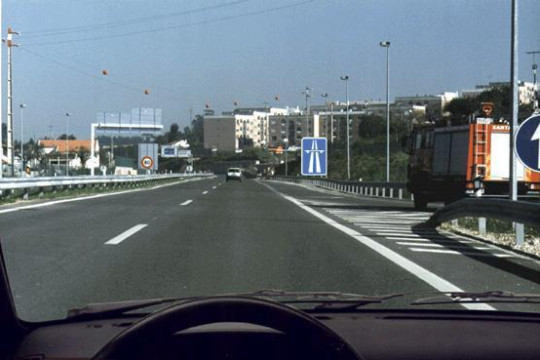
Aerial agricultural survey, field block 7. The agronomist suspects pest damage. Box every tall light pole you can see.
[380,41,391,182]
[65,112,71,176]
[509,0,523,244]
[340,75,350,180]
[20,104,26,173]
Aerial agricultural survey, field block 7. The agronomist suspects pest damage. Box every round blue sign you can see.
[515,114,540,172]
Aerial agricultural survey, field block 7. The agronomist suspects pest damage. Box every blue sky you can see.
[3,0,540,140]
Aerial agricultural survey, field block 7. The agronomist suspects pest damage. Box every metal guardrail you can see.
[0,173,213,198]
[427,197,540,247]
[427,198,540,228]
[270,176,410,200]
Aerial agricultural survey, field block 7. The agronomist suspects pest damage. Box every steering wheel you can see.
[93,296,362,359]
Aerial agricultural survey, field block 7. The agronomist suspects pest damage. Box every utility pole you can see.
[5,27,19,176]
[526,50,540,112]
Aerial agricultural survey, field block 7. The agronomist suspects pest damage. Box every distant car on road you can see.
[226,167,243,182]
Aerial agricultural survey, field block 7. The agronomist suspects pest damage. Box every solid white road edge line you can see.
[260,185,494,311]
[105,224,148,245]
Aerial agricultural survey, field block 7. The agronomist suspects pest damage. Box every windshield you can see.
[0,0,539,322]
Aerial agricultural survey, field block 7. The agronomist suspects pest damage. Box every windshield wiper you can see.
[243,289,405,311]
[67,297,190,319]
[66,289,405,319]
[412,291,540,306]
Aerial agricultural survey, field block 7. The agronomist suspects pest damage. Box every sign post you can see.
[301,137,327,177]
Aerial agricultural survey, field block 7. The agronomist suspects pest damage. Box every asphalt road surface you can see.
[1,177,539,321]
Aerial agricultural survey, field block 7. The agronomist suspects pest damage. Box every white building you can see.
[234,107,295,149]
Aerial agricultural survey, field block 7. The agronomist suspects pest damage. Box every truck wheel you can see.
[413,193,428,210]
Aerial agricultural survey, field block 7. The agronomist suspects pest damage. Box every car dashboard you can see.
[12,309,540,360]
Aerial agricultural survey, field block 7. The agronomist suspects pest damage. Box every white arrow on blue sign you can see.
[301,137,327,176]
[516,113,540,172]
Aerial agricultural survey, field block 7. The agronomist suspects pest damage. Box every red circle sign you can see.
[141,156,154,169]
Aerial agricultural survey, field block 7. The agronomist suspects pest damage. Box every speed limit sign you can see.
[140,156,154,169]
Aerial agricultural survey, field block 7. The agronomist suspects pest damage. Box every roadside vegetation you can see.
[441,218,540,258]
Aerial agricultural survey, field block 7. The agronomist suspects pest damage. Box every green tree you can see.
[444,84,534,123]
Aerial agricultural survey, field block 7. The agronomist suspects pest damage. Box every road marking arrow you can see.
[532,123,540,169]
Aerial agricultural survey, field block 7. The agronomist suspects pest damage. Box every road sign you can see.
[177,149,192,158]
[516,113,540,172]
[161,146,177,158]
[140,156,154,169]
[301,137,327,176]
[138,143,158,171]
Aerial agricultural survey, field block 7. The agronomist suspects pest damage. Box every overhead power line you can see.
[22,0,249,38]
[23,0,314,47]
[18,47,187,101]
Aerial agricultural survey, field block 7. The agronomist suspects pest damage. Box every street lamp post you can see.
[379,41,391,182]
[20,104,26,173]
[65,112,71,176]
[340,75,350,180]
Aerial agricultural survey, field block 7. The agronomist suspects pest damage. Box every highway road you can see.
[1,177,540,321]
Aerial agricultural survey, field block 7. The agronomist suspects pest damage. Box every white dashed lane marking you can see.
[105,224,148,245]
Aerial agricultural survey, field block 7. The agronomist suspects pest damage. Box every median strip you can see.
[105,224,148,245]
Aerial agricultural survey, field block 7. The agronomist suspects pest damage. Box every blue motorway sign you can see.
[516,114,540,173]
[301,137,327,176]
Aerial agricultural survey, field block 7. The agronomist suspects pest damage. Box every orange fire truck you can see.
[405,112,540,210]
